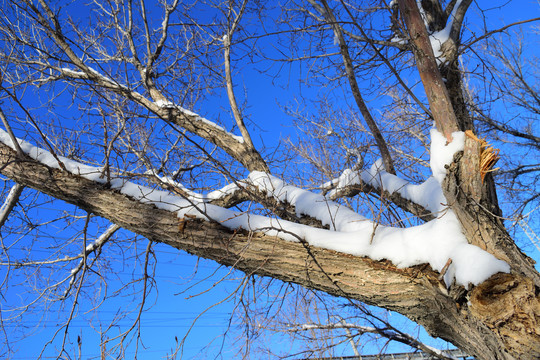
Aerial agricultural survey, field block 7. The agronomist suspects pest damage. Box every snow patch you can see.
[430,128,465,184]
[146,170,242,202]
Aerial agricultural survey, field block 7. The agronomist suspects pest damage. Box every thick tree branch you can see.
[0,141,437,310]
[1,140,536,360]
[398,0,460,141]
[23,0,268,173]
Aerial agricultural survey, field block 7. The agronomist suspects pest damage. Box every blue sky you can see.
[1,0,539,359]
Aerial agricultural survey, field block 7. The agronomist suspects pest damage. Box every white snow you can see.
[328,128,464,214]
[0,127,510,287]
[248,171,370,232]
[85,224,119,253]
[429,129,465,183]
[0,184,22,215]
[390,36,407,45]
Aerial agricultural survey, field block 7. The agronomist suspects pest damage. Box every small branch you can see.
[62,224,120,299]
[461,17,540,53]
[448,0,472,44]
[222,0,268,172]
[39,214,92,360]
[438,258,453,281]
[1,85,67,170]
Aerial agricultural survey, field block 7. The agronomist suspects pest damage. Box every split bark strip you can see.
[0,183,23,231]
[464,130,500,182]
[438,258,452,281]
[398,0,460,141]
[310,0,396,175]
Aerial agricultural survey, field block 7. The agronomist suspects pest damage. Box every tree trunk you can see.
[395,1,540,357]
[398,0,460,142]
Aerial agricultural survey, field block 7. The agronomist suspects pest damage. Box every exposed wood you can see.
[469,273,540,360]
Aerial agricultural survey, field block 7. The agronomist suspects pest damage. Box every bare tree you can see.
[0,0,538,359]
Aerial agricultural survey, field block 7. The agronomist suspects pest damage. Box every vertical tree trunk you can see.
[398,0,460,142]
[397,2,540,358]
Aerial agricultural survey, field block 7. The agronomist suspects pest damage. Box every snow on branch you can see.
[146,170,242,203]
[0,128,509,287]
[0,183,24,230]
[63,224,120,299]
[327,129,464,214]
[59,66,128,90]
[154,99,245,144]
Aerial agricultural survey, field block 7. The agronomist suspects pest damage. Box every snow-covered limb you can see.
[59,66,128,89]
[51,67,263,172]
[326,129,465,215]
[146,170,242,204]
[84,224,120,253]
[56,66,250,157]
[0,128,509,287]
[154,99,245,144]
[152,97,270,173]
[247,171,370,233]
